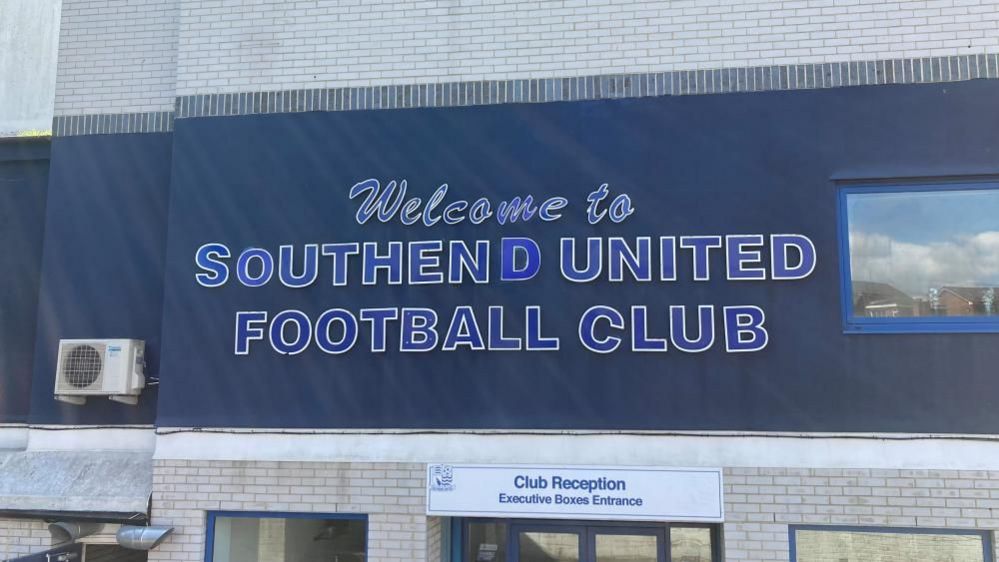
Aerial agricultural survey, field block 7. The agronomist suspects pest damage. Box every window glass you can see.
[466,521,507,562]
[845,188,999,320]
[670,527,712,562]
[794,528,987,562]
[594,532,658,562]
[518,531,580,562]
[210,515,365,562]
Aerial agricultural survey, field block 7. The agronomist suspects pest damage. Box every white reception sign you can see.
[426,464,723,522]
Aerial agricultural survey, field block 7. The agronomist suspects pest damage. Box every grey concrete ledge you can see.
[53,54,999,135]
[53,110,174,137]
[0,450,151,518]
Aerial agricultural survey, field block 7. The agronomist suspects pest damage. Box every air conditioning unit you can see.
[54,339,145,405]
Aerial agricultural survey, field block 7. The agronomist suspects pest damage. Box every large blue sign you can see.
[156,81,999,431]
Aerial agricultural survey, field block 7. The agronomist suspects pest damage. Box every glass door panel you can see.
[466,521,508,562]
[589,528,665,562]
[669,527,713,562]
[594,533,659,562]
[516,530,582,562]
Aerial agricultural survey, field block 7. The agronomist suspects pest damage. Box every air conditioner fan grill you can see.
[62,344,103,388]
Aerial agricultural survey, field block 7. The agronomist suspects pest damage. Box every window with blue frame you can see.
[840,183,999,332]
[790,525,992,562]
[205,511,366,562]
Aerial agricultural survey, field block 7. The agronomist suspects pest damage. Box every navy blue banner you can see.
[0,140,49,423]
[29,134,171,425]
[157,80,999,431]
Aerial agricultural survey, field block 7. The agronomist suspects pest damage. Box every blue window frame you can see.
[789,525,993,562]
[204,510,367,562]
[838,181,999,333]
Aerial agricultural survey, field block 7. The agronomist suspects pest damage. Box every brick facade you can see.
[148,460,428,562]
[55,0,179,116]
[722,467,999,561]
[138,461,999,562]
[173,0,999,95]
[0,518,52,560]
[427,515,446,562]
[51,0,999,119]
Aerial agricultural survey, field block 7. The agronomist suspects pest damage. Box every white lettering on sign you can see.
[196,180,819,358]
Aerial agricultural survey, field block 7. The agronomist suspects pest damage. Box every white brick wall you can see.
[723,467,999,561]
[54,0,179,116]
[427,515,445,562]
[148,460,428,562]
[173,0,999,95]
[0,518,52,559]
[52,0,999,115]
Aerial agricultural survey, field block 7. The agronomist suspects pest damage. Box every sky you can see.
[848,188,999,298]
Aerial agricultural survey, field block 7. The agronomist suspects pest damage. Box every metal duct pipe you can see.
[48,522,104,543]
[116,525,174,550]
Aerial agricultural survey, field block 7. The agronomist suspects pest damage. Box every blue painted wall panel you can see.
[0,140,49,423]
[165,82,999,430]
[28,134,172,425]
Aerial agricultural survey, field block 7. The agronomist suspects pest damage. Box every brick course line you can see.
[53,110,175,137]
[53,53,999,136]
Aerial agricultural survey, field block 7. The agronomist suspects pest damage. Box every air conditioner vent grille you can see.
[61,344,103,388]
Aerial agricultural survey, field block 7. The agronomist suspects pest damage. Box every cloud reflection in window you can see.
[846,188,999,318]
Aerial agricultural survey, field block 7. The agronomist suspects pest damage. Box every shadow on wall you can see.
[0,139,50,424]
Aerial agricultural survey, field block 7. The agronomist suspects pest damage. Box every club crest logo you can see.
[429,464,455,492]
